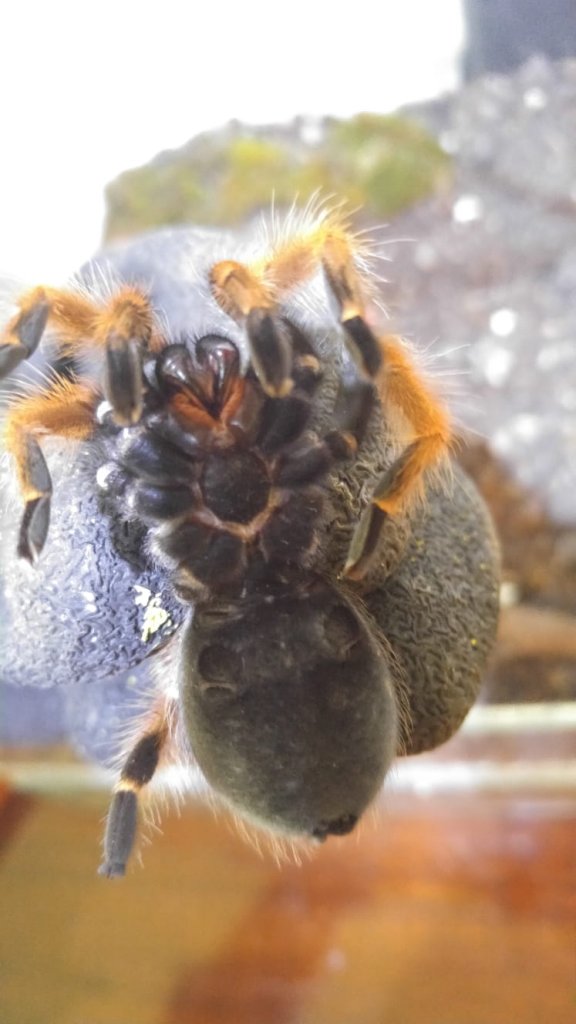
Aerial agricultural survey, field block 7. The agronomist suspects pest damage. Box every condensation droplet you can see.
[489,308,518,337]
[510,414,542,441]
[523,86,548,110]
[298,117,324,146]
[452,195,483,224]
[484,347,515,387]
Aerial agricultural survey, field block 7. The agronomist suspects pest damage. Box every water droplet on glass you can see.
[489,308,518,337]
[452,195,483,224]
[484,347,515,387]
[523,86,548,111]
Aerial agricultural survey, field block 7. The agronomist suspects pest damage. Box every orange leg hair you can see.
[0,285,162,425]
[3,377,98,561]
[373,333,452,515]
[210,218,452,577]
[344,334,452,580]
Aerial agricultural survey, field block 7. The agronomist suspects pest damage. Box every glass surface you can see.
[1,701,575,1024]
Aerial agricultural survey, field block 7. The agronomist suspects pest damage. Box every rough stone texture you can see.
[462,0,576,79]
[0,447,182,691]
[386,58,576,702]
[104,115,449,239]
[389,57,576,527]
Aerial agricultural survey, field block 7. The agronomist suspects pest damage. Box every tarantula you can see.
[0,207,499,876]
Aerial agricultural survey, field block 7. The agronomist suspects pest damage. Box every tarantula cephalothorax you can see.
[0,208,499,876]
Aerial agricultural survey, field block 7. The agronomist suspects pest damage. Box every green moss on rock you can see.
[104,114,451,240]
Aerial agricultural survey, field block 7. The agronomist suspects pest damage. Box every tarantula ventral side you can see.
[0,207,500,876]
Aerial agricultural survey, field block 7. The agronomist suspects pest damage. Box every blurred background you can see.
[1,2,575,1022]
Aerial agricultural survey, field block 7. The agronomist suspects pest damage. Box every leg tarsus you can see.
[210,260,295,397]
[257,392,312,455]
[372,440,423,511]
[23,434,52,494]
[318,376,377,463]
[342,316,382,378]
[331,375,376,447]
[3,378,97,560]
[372,435,446,515]
[0,298,50,380]
[210,259,271,319]
[18,495,51,563]
[343,504,389,580]
[16,436,53,562]
[0,344,28,377]
[273,372,377,488]
[98,789,138,879]
[343,434,448,580]
[104,333,144,426]
[246,309,294,398]
[98,726,167,878]
[15,299,50,355]
[100,290,158,425]
[275,442,333,487]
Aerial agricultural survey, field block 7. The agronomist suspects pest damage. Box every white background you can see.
[0,1,464,280]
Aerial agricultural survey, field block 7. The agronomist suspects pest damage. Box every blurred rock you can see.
[458,441,576,611]
[388,58,576,700]
[462,0,576,79]
[104,114,450,240]
[390,57,576,528]
[458,441,576,702]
